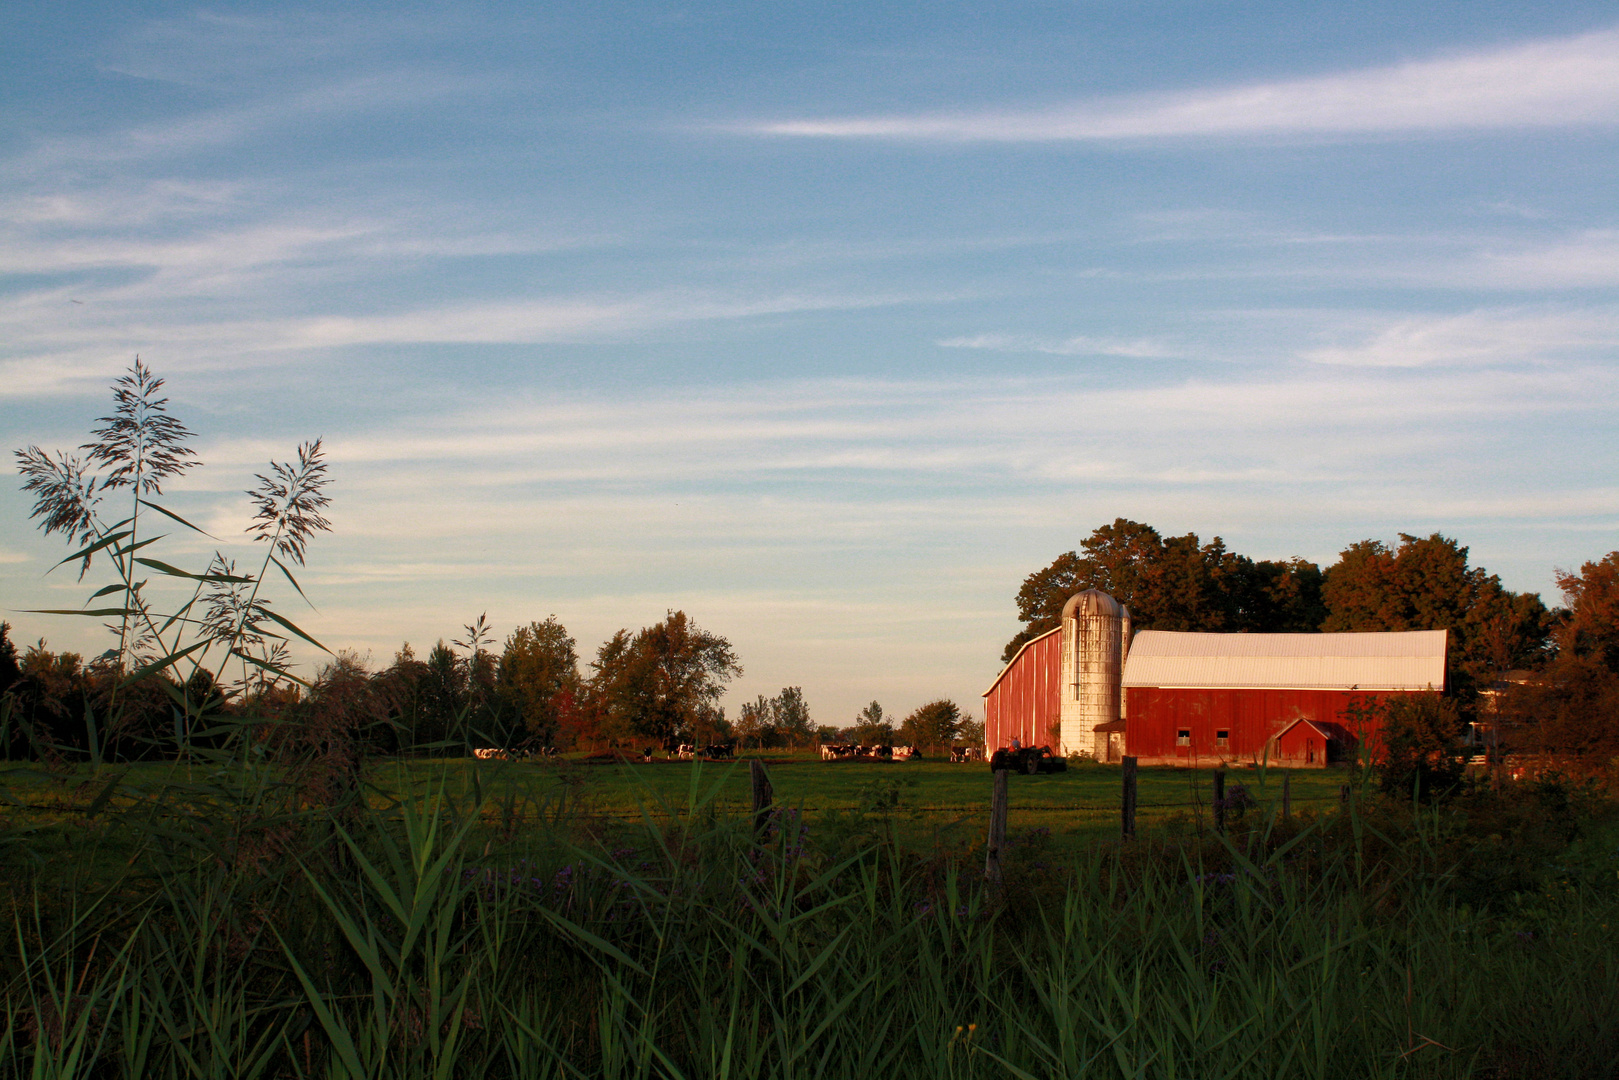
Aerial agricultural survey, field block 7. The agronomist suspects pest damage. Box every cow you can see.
[641,747,655,762]
[702,741,736,760]
[473,748,506,760]
[891,745,918,761]
[820,743,856,760]
[676,744,696,760]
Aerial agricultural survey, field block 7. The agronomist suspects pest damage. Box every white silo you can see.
[1058,590,1129,757]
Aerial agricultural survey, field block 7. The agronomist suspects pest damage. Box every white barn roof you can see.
[1121,630,1447,691]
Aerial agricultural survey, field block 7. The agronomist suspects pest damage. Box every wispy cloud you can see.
[5,72,484,175]
[750,25,1619,141]
[0,285,944,396]
[1466,230,1619,288]
[228,364,1615,492]
[1300,307,1619,367]
[939,333,1175,358]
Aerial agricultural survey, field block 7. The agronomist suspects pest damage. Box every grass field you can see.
[0,753,1359,872]
[381,753,1359,848]
[2,750,1617,1077]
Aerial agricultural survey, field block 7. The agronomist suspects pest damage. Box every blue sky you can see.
[3,3,1617,725]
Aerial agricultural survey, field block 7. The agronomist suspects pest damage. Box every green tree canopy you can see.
[1554,551,1619,671]
[848,700,894,744]
[1375,691,1466,797]
[1321,533,1550,685]
[0,622,19,695]
[1005,519,1324,661]
[773,686,813,747]
[497,617,580,746]
[1504,551,1619,772]
[898,699,963,748]
[734,687,813,748]
[735,694,774,747]
[587,611,741,745]
[420,640,464,745]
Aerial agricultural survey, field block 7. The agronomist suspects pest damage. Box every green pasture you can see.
[380,753,1353,829]
[1,750,1617,1077]
[0,754,1359,880]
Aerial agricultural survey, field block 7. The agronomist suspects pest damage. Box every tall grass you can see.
[1,760,1615,1080]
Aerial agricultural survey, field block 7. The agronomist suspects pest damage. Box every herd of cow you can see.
[472,742,991,763]
[817,743,917,761]
[657,742,737,761]
[472,746,560,761]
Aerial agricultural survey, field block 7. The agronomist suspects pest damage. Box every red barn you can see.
[982,626,1063,753]
[1121,629,1448,767]
[984,591,1132,757]
[982,589,1450,767]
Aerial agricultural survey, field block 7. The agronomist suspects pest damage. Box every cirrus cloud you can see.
[751,25,1619,142]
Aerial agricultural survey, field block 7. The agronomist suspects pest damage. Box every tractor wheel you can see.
[1022,753,1040,775]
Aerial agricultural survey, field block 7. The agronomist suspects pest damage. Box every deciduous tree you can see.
[0,623,19,696]
[773,686,813,747]
[497,618,580,747]
[1005,519,1324,661]
[587,611,740,745]
[1554,552,1619,671]
[898,699,962,749]
[1321,533,1549,686]
[1376,691,1466,797]
[1504,552,1619,774]
[736,694,775,748]
[848,700,893,744]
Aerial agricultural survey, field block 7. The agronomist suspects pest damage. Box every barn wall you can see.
[984,630,1062,753]
[1123,687,1397,766]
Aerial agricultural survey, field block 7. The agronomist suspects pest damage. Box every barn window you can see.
[1176,729,1191,746]
[1215,729,1230,746]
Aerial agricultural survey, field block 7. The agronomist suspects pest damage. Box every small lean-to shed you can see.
[983,627,1062,753]
[1121,629,1448,767]
[1271,718,1353,766]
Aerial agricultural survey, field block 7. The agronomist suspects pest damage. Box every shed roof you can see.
[1121,630,1447,691]
[1270,717,1341,742]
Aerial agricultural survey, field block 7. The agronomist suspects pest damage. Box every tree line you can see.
[1008,519,1551,686]
[835,698,983,749]
[0,609,742,761]
[0,605,980,762]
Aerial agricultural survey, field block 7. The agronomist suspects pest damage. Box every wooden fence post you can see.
[750,759,773,838]
[985,767,1009,888]
[1213,769,1227,835]
[1121,756,1137,841]
[1280,772,1291,819]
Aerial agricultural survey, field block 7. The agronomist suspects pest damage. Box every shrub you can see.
[1377,690,1466,797]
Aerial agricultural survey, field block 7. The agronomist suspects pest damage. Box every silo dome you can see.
[1061,589,1125,621]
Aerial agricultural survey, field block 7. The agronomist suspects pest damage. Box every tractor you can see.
[989,744,1067,775]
